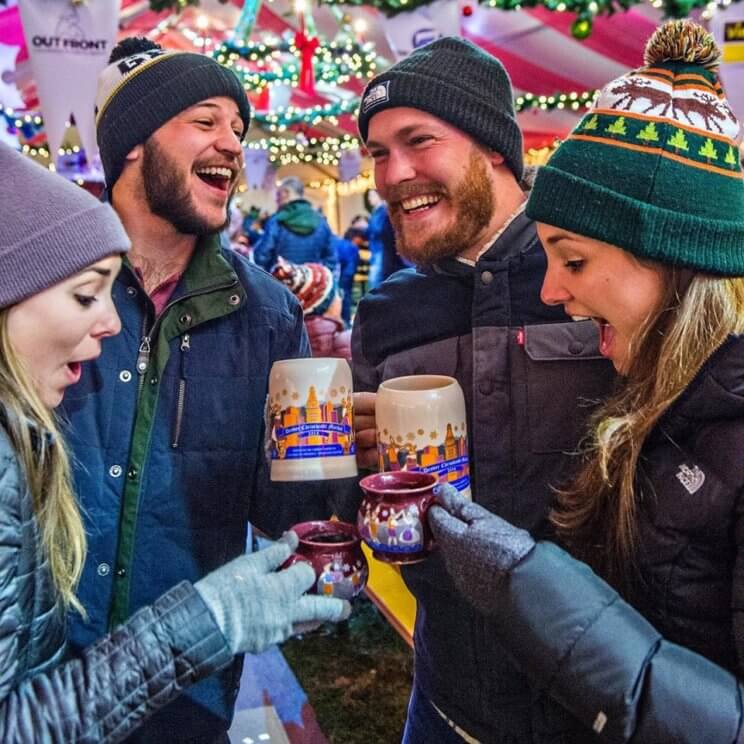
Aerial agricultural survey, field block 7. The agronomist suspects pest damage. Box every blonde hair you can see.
[552,272,744,593]
[0,309,87,614]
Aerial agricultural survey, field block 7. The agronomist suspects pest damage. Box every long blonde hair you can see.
[552,271,744,593]
[0,309,86,614]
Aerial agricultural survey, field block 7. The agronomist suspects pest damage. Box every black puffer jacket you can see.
[634,333,744,671]
[483,334,744,742]
[0,420,232,743]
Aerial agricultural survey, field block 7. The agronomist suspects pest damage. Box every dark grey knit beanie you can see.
[95,38,252,188]
[358,36,523,180]
[0,144,130,309]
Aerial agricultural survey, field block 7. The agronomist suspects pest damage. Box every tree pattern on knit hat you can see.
[572,66,741,179]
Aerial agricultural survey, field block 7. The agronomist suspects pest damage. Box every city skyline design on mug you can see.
[376,421,470,493]
[270,384,355,460]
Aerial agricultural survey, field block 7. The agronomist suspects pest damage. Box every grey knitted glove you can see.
[195,532,351,655]
[428,484,535,616]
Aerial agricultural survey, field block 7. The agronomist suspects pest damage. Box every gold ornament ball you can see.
[571,17,592,40]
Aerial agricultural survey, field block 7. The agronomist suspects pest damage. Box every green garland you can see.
[213,38,378,89]
[253,98,360,129]
[246,134,361,167]
[317,0,739,21]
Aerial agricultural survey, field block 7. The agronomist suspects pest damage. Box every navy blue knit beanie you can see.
[358,36,523,180]
[95,38,251,187]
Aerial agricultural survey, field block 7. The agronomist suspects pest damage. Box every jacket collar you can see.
[0,404,55,450]
[430,209,538,280]
[122,234,238,299]
[659,335,744,436]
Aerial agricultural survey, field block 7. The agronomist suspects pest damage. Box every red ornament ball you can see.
[462,5,473,16]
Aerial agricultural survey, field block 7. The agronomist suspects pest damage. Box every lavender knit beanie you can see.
[0,144,130,309]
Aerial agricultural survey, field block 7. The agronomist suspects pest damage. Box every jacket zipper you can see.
[172,333,190,449]
[134,279,238,380]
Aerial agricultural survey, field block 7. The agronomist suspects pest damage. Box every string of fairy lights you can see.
[212,38,379,91]
[5,0,738,171]
[1,87,599,167]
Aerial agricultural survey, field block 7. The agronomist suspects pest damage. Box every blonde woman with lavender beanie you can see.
[0,144,348,742]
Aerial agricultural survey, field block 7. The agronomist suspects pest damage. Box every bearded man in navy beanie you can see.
[61,37,360,744]
[352,36,616,742]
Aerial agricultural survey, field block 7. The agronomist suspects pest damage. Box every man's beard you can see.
[387,148,495,265]
[141,138,232,237]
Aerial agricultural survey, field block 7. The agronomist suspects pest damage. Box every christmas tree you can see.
[667,129,689,152]
[698,138,718,162]
[582,115,599,131]
[605,117,627,136]
[636,121,659,143]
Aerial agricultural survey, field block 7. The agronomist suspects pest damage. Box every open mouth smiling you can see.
[195,166,235,193]
[398,194,442,215]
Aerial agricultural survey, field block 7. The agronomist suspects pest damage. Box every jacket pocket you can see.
[522,321,614,454]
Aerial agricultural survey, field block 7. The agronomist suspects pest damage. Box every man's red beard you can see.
[386,148,495,265]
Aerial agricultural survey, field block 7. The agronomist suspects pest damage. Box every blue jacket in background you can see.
[333,233,361,324]
[253,199,337,271]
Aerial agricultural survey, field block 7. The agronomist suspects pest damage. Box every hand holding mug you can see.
[353,392,378,471]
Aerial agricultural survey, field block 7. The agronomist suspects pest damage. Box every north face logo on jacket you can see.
[676,463,706,495]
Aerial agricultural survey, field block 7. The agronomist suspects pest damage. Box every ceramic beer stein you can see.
[269,358,357,481]
[284,520,368,600]
[375,375,471,499]
[357,471,439,564]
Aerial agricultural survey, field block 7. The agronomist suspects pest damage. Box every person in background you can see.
[0,143,348,743]
[352,36,614,743]
[364,187,388,289]
[272,258,351,359]
[62,37,358,744]
[226,202,251,258]
[253,176,338,272]
[365,188,412,289]
[242,205,268,249]
[429,20,744,742]
[334,214,367,324]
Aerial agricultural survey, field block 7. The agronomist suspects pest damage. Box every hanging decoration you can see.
[294,29,320,94]
[213,38,378,92]
[244,146,270,189]
[382,0,460,59]
[18,0,119,162]
[338,147,362,181]
[570,15,593,38]
[0,43,23,109]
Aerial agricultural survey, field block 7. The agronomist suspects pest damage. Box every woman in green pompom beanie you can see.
[426,19,744,742]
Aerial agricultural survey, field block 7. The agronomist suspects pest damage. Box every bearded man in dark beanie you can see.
[352,36,615,742]
[60,37,359,743]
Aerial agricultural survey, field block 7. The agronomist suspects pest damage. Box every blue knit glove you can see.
[195,532,351,655]
[428,484,535,616]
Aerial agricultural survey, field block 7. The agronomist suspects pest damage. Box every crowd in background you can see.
[224,179,412,358]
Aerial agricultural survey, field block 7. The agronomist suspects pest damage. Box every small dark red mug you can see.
[357,471,439,564]
[284,520,368,600]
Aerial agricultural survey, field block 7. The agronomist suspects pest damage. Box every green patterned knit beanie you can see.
[526,20,744,276]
